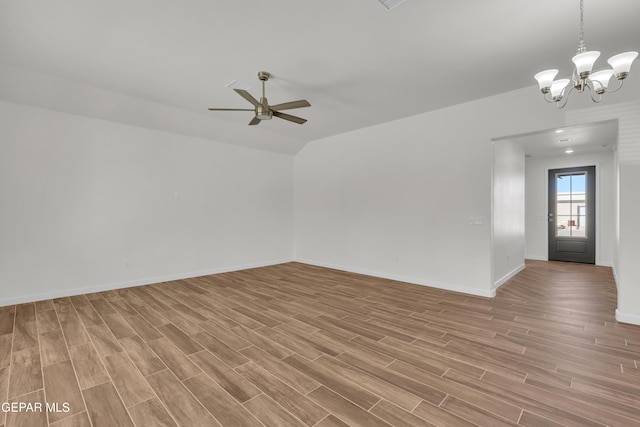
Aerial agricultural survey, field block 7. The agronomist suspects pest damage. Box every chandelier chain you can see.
[577,0,586,53]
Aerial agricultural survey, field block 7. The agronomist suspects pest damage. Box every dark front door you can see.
[548,166,596,264]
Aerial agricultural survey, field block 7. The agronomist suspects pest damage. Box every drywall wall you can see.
[492,140,525,288]
[294,86,564,297]
[524,150,615,266]
[617,161,640,324]
[564,99,640,325]
[0,100,294,305]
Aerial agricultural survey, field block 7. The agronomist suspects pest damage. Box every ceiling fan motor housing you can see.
[256,101,272,120]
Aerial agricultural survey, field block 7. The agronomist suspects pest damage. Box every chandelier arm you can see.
[584,80,602,103]
[555,85,575,109]
[563,83,575,100]
[556,96,570,109]
[604,78,625,93]
[543,92,557,103]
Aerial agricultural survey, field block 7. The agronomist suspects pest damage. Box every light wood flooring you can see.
[1,260,639,426]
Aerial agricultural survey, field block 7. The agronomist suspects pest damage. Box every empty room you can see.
[1,0,640,426]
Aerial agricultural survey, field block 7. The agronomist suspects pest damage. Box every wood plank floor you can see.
[1,260,639,426]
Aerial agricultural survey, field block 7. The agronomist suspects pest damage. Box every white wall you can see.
[294,87,564,297]
[492,140,525,288]
[617,161,640,323]
[564,100,640,325]
[0,100,294,305]
[524,150,615,266]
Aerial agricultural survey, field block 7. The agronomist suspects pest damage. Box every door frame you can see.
[548,165,596,264]
[544,162,602,265]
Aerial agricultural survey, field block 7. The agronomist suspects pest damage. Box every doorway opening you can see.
[491,119,617,273]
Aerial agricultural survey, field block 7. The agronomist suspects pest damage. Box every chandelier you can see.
[534,0,638,109]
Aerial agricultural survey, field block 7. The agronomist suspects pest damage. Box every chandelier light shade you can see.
[608,52,639,78]
[551,79,571,100]
[589,69,614,93]
[534,0,638,108]
[571,51,600,77]
[534,69,558,93]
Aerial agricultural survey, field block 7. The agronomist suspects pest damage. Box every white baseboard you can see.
[0,258,294,307]
[615,309,640,326]
[295,258,495,298]
[525,255,547,261]
[493,263,525,291]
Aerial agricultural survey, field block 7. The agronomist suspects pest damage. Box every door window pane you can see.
[555,172,587,238]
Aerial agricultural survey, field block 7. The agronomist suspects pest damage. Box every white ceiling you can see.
[499,120,618,159]
[1,0,640,154]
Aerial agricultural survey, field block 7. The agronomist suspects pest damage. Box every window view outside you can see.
[555,172,587,238]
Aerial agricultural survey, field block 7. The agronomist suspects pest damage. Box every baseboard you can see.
[615,309,640,326]
[0,258,294,307]
[295,258,495,298]
[525,255,547,261]
[493,263,526,291]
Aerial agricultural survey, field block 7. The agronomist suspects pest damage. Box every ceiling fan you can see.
[208,71,310,125]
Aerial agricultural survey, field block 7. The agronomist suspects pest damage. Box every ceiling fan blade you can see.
[208,108,254,111]
[234,89,262,108]
[270,100,311,111]
[272,111,307,124]
[248,117,261,126]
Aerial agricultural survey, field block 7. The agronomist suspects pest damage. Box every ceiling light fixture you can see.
[565,148,575,154]
[534,0,638,109]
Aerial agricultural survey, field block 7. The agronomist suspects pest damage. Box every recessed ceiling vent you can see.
[377,0,407,11]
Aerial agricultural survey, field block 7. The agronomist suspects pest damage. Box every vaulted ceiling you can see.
[1,0,640,154]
